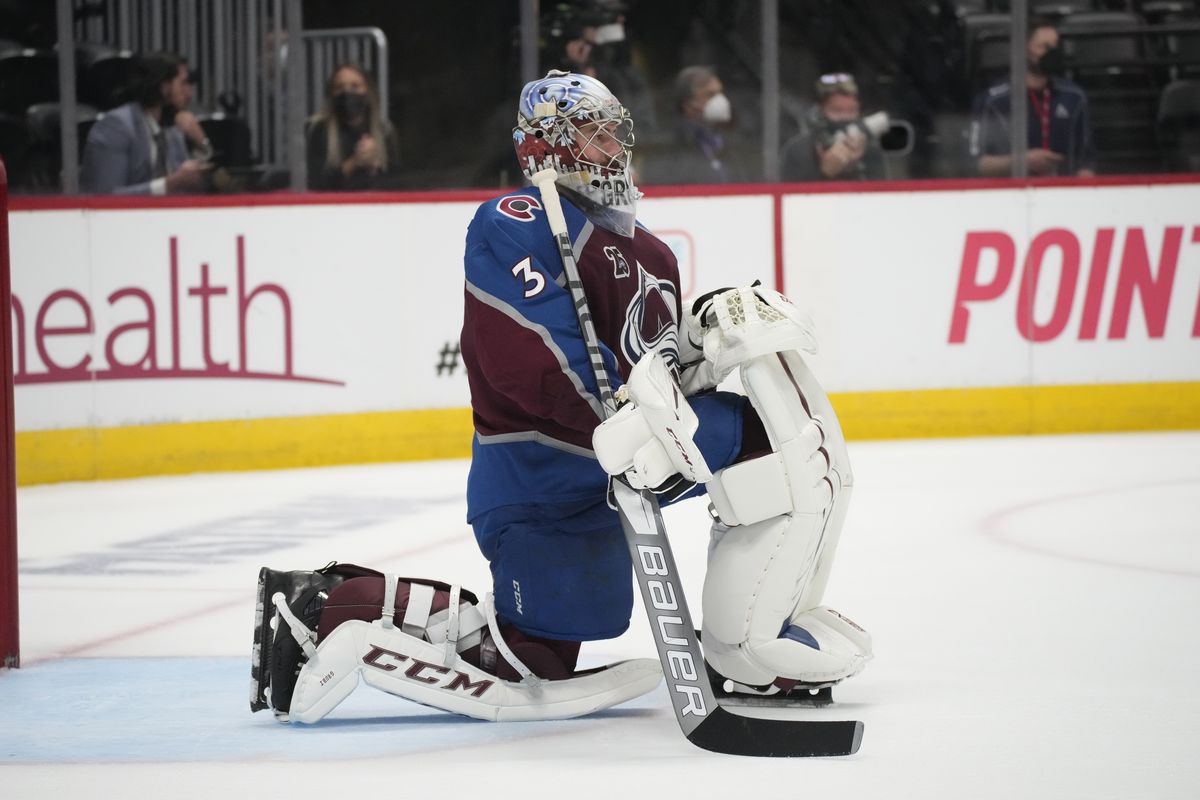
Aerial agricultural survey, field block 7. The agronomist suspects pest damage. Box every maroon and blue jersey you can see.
[460,190,742,521]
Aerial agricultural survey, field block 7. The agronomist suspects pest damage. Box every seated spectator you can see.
[80,51,211,195]
[969,18,1095,177]
[643,65,740,185]
[307,64,400,191]
[780,73,887,182]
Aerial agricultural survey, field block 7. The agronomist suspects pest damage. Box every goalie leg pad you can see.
[291,617,662,723]
[260,571,662,723]
[700,350,871,687]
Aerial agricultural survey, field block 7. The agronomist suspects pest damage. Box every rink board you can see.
[9,180,1200,484]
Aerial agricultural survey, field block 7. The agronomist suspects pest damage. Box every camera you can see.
[828,111,890,148]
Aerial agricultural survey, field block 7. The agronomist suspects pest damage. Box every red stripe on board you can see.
[10,172,1200,213]
[645,172,1200,196]
[9,187,510,211]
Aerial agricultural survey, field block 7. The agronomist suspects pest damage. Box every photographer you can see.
[780,73,887,182]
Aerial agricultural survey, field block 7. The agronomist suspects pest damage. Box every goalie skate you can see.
[250,563,376,715]
[705,661,836,708]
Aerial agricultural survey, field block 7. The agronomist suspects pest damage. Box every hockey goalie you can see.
[250,71,871,725]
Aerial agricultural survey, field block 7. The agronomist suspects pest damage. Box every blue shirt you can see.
[969,78,1096,175]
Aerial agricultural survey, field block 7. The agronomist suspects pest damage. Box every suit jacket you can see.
[80,102,189,195]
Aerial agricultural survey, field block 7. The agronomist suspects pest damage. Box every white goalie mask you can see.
[513,70,640,236]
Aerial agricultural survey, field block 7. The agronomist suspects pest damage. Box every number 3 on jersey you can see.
[511,256,545,298]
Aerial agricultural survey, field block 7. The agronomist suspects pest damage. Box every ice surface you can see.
[3,432,1199,798]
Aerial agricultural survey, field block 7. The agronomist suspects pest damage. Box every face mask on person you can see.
[1033,46,1066,77]
[332,91,370,121]
[702,92,732,124]
[594,22,625,44]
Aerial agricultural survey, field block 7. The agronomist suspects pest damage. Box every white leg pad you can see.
[287,620,662,724]
[700,350,871,686]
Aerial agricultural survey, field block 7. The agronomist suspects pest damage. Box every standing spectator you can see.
[540,2,602,76]
[969,19,1096,177]
[643,65,739,185]
[306,64,400,191]
[780,73,887,182]
[80,52,211,195]
[588,0,658,133]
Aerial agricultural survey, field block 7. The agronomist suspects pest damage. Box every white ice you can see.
[2,431,1199,799]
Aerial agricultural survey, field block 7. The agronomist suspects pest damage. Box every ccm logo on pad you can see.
[362,644,494,697]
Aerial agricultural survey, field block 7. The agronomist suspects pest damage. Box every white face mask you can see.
[594,22,625,44]
[702,92,732,124]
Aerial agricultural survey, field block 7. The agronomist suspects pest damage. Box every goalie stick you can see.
[531,169,863,758]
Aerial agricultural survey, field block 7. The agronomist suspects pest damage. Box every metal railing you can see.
[73,0,300,169]
[300,28,389,121]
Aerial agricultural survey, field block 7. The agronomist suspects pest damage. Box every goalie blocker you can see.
[250,563,661,723]
[594,284,872,695]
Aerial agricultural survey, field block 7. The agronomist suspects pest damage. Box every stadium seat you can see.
[954,0,994,16]
[1033,1,1105,21]
[77,43,136,110]
[23,102,99,191]
[0,112,31,186]
[1157,78,1200,168]
[1158,12,1200,78]
[963,13,1012,91]
[1136,1,1197,23]
[1060,11,1149,77]
[1058,13,1163,171]
[0,48,58,115]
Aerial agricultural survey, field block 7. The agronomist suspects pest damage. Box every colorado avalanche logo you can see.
[496,195,542,222]
[621,263,679,369]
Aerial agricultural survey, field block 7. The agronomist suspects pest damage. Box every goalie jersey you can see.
[461,190,744,521]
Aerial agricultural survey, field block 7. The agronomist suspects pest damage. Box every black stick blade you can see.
[686,707,864,758]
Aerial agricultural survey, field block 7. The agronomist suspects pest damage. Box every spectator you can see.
[80,52,211,195]
[779,73,887,182]
[643,65,739,185]
[969,18,1096,177]
[540,2,601,76]
[587,1,658,133]
[306,63,400,191]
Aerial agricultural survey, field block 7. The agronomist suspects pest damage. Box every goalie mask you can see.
[514,70,639,236]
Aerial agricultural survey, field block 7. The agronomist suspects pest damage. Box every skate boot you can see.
[703,609,871,708]
[249,563,380,717]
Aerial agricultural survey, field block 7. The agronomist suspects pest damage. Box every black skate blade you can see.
[705,660,836,708]
[249,566,273,712]
[711,685,835,708]
[687,706,863,758]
